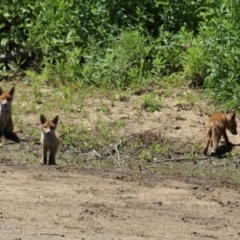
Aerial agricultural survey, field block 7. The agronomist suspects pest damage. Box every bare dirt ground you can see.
[1,84,240,239]
[1,163,240,240]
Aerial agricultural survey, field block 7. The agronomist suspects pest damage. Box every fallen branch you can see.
[109,153,121,167]
[40,233,65,237]
[152,156,222,163]
[113,140,121,161]
[102,140,122,157]
[139,164,156,172]
[119,145,148,162]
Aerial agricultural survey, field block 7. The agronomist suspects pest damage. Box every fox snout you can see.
[43,127,54,134]
[229,128,238,135]
[45,129,51,134]
[1,100,7,105]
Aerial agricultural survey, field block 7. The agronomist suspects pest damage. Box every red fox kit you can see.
[40,114,60,165]
[0,86,15,136]
[203,112,237,155]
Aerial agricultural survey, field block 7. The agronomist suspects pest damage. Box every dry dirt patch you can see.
[0,163,240,240]
[1,83,240,239]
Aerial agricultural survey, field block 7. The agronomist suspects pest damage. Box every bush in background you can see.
[1,0,240,110]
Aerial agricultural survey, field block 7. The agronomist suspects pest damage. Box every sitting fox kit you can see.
[40,114,60,165]
[203,112,237,155]
[0,86,15,136]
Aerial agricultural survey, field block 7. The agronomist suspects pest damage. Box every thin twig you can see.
[109,153,121,167]
[120,145,148,162]
[40,233,65,237]
[114,140,121,161]
[103,140,122,167]
[128,163,133,170]
[152,156,218,163]
[139,164,156,172]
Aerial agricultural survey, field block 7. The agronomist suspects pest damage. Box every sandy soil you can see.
[1,85,240,239]
[0,162,240,240]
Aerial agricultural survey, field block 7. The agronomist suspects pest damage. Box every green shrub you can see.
[80,30,151,89]
[178,28,206,87]
[141,93,164,112]
[0,0,214,77]
[199,3,240,109]
[151,30,183,76]
[2,0,240,110]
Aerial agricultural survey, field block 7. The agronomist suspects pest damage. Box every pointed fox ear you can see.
[0,87,4,95]
[40,114,47,124]
[230,112,236,120]
[52,115,59,126]
[8,86,15,96]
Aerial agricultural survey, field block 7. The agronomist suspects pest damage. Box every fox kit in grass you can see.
[203,112,237,155]
[40,114,60,165]
[0,86,15,136]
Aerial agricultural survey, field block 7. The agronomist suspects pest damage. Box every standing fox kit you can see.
[40,114,60,165]
[0,86,15,136]
[203,112,237,155]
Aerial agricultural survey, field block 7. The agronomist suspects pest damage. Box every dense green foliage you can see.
[1,0,240,109]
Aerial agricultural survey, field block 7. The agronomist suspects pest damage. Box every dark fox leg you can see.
[203,128,212,155]
[40,147,48,165]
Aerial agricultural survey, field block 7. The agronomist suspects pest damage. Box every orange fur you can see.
[203,112,237,155]
[0,86,15,136]
[40,114,60,165]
